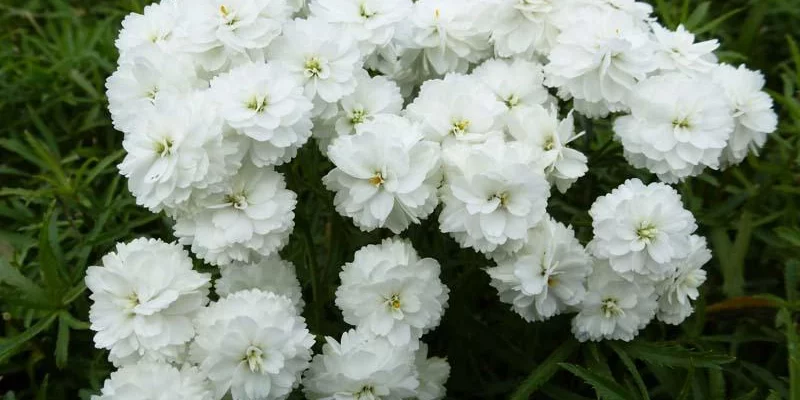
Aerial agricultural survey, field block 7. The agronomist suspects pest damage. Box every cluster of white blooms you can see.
[97,0,781,397]
[303,237,451,399]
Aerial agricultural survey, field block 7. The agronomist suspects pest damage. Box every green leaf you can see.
[55,312,71,369]
[0,312,58,363]
[510,339,579,400]
[559,363,638,400]
[684,2,710,30]
[38,207,67,294]
[0,257,53,308]
[621,342,735,370]
[609,342,650,400]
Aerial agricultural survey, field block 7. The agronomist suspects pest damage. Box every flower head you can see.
[115,0,185,56]
[173,163,296,266]
[270,18,361,105]
[210,61,313,166]
[472,58,553,127]
[86,238,211,366]
[571,260,658,342]
[439,137,550,256]
[191,289,314,400]
[313,70,404,151]
[614,73,734,182]
[488,217,592,322]
[323,115,441,233]
[506,104,588,192]
[405,73,505,145]
[118,92,240,213]
[588,178,697,278]
[545,8,656,117]
[335,237,449,346]
[106,46,204,134]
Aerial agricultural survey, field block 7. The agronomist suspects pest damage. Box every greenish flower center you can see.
[154,137,174,157]
[636,222,658,242]
[601,298,622,318]
[244,346,265,374]
[305,57,323,77]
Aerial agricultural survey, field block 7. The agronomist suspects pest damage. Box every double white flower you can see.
[86,238,210,365]
[324,114,441,233]
[439,137,550,256]
[335,238,449,346]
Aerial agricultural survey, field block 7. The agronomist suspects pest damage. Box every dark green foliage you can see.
[0,0,799,398]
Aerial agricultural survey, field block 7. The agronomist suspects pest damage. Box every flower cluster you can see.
[95,0,779,397]
[303,238,450,399]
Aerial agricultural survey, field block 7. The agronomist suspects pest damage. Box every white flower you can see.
[191,289,314,400]
[588,178,697,279]
[652,23,719,75]
[413,343,450,400]
[313,71,404,152]
[85,238,211,366]
[302,328,419,400]
[471,58,553,127]
[506,105,588,193]
[117,92,240,213]
[571,260,658,342]
[181,0,293,72]
[215,255,305,311]
[408,0,493,74]
[487,217,592,322]
[106,47,204,134]
[545,8,656,116]
[405,73,506,145]
[92,361,213,400]
[711,63,779,167]
[309,0,412,54]
[656,235,710,325]
[115,0,185,56]
[270,18,361,105]
[335,237,449,346]
[439,137,550,255]
[210,62,313,166]
[173,163,296,266]
[323,115,441,233]
[490,0,563,57]
[614,73,734,182]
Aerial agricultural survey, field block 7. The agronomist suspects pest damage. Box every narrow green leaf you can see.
[708,368,726,400]
[685,2,710,30]
[55,312,70,369]
[609,342,650,400]
[38,207,67,293]
[621,342,735,370]
[0,312,58,363]
[0,257,51,306]
[559,363,638,400]
[510,339,579,400]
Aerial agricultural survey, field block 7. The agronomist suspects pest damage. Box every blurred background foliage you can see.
[0,0,799,399]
